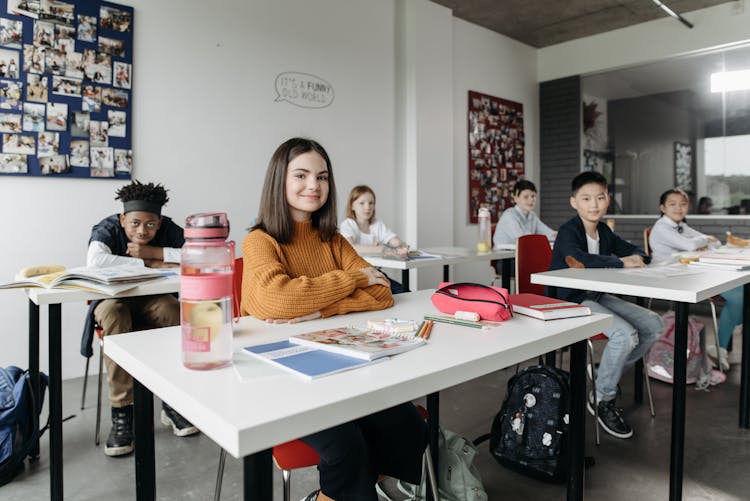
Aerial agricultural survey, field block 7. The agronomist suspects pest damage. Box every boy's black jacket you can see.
[549,215,650,303]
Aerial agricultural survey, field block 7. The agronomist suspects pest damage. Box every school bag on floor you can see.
[483,365,570,483]
[646,311,711,388]
[378,427,488,501]
[0,366,48,487]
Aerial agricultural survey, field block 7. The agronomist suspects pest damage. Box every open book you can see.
[289,326,425,361]
[510,293,592,320]
[0,264,174,296]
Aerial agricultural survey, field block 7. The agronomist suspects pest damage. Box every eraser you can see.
[455,310,480,322]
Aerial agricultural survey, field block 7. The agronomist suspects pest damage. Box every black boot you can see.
[105,405,134,457]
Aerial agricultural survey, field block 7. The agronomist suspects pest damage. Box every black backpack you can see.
[486,365,570,483]
[0,366,48,487]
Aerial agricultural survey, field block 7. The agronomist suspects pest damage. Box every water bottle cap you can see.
[185,212,230,239]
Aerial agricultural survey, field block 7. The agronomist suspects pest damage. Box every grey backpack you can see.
[379,427,488,501]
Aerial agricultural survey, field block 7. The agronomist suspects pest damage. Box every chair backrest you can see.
[514,234,552,295]
[643,226,652,257]
[232,256,243,317]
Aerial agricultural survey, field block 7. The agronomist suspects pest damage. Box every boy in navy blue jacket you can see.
[550,171,663,439]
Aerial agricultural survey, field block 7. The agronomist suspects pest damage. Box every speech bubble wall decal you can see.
[274,72,335,109]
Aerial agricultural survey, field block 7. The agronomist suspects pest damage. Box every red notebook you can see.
[510,293,591,320]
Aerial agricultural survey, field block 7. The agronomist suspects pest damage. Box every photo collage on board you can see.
[467,90,525,224]
[0,0,132,178]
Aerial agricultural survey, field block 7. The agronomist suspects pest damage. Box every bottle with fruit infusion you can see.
[180,212,235,370]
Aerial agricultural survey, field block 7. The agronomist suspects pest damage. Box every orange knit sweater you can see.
[241,220,394,319]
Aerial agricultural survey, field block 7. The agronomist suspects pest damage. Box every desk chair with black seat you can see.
[516,234,654,445]
[213,257,437,501]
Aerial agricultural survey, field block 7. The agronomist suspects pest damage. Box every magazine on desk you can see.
[289,326,425,360]
[0,264,174,296]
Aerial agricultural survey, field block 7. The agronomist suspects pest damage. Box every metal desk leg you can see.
[243,449,272,501]
[48,304,63,501]
[669,301,689,501]
[633,298,646,405]
[28,300,40,459]
[426,392,439,501]
[402,270,410,293]
[501,258,511,291]
[740,283,750,428]
[567,339,586,501]
[134,379,155,501]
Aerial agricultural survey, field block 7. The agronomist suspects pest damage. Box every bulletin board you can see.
[467,90,525,224]
[0,0,132,179]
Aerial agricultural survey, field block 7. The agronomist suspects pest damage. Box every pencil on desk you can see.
[422,320,434,339]
[414,320,426,338]
[424,313,483,329]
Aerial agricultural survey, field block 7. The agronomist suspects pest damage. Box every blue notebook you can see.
[243,340,377,380]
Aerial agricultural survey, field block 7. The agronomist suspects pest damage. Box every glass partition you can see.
[581,44,750,215]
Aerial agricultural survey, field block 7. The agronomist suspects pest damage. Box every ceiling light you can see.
[651,0,694,28]
[711,70,750,92]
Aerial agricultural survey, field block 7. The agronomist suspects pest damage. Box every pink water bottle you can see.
[180,213,235,370]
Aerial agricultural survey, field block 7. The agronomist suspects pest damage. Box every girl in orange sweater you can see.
[242,138,427,501]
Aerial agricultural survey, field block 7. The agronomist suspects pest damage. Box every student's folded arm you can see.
[319,286,394,317]
[241,234,368,319]
[86,240,144,267]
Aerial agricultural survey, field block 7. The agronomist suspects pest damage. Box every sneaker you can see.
[161,403,199,437]
[105,405,134,457]
[595,399,633,439]
[707,345,730,371]
[299,489,320,501]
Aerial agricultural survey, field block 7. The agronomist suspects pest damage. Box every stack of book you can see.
[244,326,425,380]
[689,254,750,271]
[509,293,592,320]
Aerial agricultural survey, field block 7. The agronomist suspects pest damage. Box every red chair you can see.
[515,234,552,295]
[215,256,321,501]
[514,235,654,445]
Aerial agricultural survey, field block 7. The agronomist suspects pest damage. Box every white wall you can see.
[450,18,539,283]
[538,2,750,81]
[0,0,399,378]
[1,0,537,379]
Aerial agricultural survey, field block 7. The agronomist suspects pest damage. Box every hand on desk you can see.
[621,255,646,268]
[361,267,389,287]
[266,311,322,324]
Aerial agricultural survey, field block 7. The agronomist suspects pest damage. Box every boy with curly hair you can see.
[85,180,199,457]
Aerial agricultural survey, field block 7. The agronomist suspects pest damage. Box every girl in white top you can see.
[340,185,404,254]
[649,188,735,370]
[493,179,556,247]
[648,188,720,263]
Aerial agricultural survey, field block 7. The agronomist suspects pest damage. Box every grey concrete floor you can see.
[3,318,750,500]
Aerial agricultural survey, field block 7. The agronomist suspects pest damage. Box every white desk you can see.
[531,267,750,501]
[24,275,180,501]
[365,247,515,291]
[105,289,611,501]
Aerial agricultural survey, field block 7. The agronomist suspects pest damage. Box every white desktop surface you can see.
[531,266,750,303]
[25,274,180,305]
[365,247,514,270]
[105,289,610,459]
